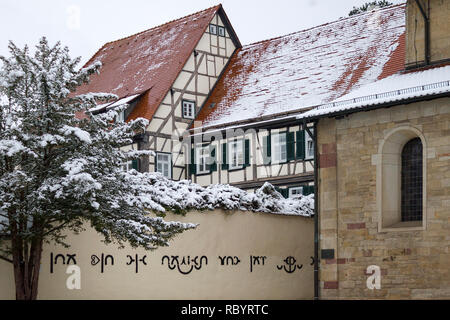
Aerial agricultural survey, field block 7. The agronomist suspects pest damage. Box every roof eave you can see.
[217,5,242,49]
[302,92,450,123]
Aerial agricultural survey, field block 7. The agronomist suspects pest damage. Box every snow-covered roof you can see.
[196,4,406,128]
[74,5,224,121]
[90,93,142,113]
[298,64,450,119]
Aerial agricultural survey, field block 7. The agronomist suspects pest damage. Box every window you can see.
[121,160,137,172]
[229,140,244,170]
[116,110,125,123]
[209,24,217,35]
[289,187,303,199]
[196,146,210,174]
[401,138,423,222]
[156,153,172,179]
[305,129,314,160]
[272,133,287,163]
[182,100,195,119]
[218,26,226,37]
[377,126,427,232]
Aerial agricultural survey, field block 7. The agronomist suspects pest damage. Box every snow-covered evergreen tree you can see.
[0,38,313,300]
[348,1,393,16]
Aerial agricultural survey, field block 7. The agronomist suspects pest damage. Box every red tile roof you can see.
[74,5,222,121]
[196,4,406,128]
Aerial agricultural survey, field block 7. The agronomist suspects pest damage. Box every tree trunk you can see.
[12,237,43,300]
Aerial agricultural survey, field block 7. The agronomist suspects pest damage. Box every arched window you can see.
[377,126,427,232]
[401,138,423,222]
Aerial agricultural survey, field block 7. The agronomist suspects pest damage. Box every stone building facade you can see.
[317,97,450,299]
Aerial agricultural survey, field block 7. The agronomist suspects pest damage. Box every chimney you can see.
[405,0,450,69]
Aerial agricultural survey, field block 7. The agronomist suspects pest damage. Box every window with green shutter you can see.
[132,159,139,171]
[287,132,295,162]
[189,148,196,176]
[274,186,289,198]
[296,130,305,160]
[302,185,315,196]
[288,186,303,198]
[210,145,217,172]
[195,146,210,174]
[244,139,250,167]
[272,132,287,163]
[228,140,244,170]
[263,134,271,165]
[222,143,228,170]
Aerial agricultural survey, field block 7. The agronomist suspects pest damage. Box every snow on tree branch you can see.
[0,36,313,259]
[128,172,314,217]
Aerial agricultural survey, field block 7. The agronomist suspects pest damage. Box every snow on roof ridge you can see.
[316,79,450,112]
[242,3,406,49]
[82,4,221,68]
[105,4,221,46]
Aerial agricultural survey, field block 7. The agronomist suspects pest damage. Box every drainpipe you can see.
[313,120,319,300]
[304,119,319,300]
[415,0,431,65]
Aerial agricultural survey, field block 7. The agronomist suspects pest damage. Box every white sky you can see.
[0,0,405,66]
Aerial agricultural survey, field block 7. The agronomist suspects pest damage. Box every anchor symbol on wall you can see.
[277,256,303,274]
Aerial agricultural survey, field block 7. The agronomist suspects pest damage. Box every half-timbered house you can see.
[188,4,406,198]
[75,5,241,181]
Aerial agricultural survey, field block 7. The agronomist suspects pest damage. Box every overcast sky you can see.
[0,0,405,66]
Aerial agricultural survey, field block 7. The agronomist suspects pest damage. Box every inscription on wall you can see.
[49,252,311,275]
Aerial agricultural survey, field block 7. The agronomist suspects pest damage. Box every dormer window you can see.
[209,24,217,35]
[182,100,195,119]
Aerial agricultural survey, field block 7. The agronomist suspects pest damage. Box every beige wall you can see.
[406,0,450,67]
[317,98,450,299]
[0,209,313,300]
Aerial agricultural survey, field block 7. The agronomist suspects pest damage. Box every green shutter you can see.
[275,187,288,199]
[302,185,315,196]
[296,130,305,160]
[189,148,196,176]
[132,159,139,171]
[244,139,250,167]
[210,146,217,172]
[222,143,228,170]
[287,132,295,162]
[263,135,271,165]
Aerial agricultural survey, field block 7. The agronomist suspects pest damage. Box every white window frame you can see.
[116,110,125,123]
[182,100,195,119]
[272,133,287,163]
[196,146,210,174]
[289,187,303,199]
[209,24,217,35]
[218,26,226,37]
[305,128,314,160]
[228,140,244,170]
[156,152,172,179]
[121,160,133,172]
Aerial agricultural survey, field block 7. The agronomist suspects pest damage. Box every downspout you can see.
[313,120,319,300]
[415,0,431,65]
[304,119,319,300]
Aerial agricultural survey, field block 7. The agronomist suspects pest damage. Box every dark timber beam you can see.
[415,0,431,65]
